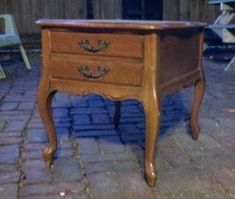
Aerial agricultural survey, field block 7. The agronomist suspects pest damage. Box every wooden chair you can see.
[0,14,31,79]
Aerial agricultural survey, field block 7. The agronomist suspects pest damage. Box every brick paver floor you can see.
[0,52,234,199]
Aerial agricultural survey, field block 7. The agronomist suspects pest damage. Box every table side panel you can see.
[158,29,203,89]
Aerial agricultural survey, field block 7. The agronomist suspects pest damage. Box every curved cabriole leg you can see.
[143,95,161,187]
[113,101,121,129]
[37,77,57,168]
[190,75,205,140]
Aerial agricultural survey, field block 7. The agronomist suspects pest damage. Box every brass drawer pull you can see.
[78,65,109,79]
[78,40,110,53]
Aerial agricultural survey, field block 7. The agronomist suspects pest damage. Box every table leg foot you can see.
[42,147,55,168]
[190,76,205,140]
[191,124,200,140]
[145,163,156,187]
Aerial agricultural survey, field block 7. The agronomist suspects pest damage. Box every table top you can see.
[36,19,206,30]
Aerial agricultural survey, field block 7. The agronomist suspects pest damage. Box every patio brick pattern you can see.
[0,52,235,199]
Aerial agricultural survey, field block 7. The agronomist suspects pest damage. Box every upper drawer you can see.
[50,31,144,59]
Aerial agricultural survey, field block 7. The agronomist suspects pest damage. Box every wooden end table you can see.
[36,19,206,187]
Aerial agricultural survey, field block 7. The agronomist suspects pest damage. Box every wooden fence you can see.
[0,0,87,34]
[163,0,220,22]
[0,0,220,45]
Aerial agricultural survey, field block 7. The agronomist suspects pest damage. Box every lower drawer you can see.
[49,57,143,86]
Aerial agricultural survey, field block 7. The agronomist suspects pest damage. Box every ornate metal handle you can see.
[78,40,110,53]
[78,65,109,79]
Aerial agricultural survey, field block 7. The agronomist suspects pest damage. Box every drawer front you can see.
[49,57,143,86]
[50,31,144,59]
